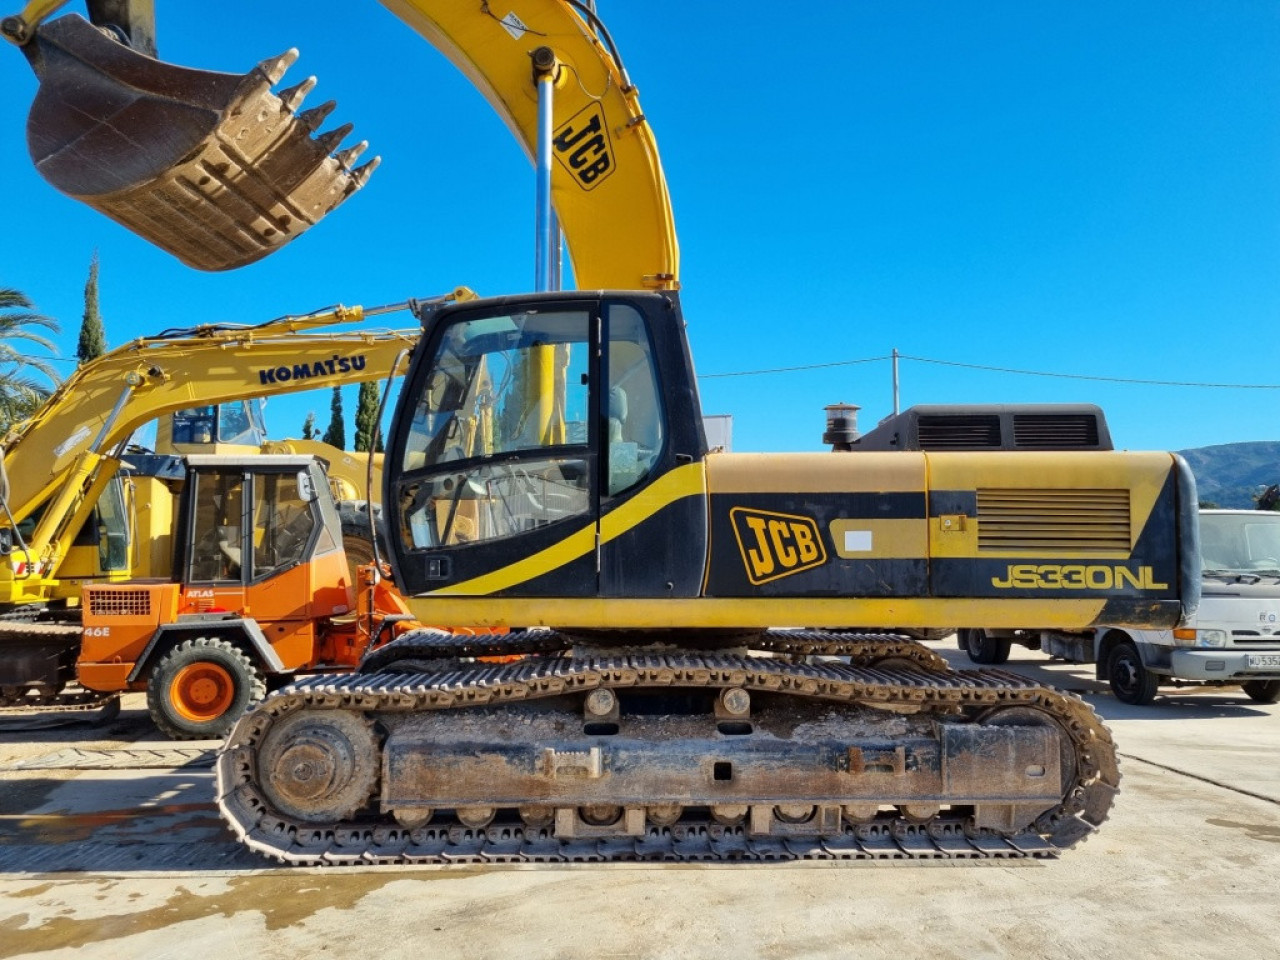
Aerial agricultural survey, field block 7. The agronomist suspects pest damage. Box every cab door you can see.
[390,301,600,598]
[596,298,707,598]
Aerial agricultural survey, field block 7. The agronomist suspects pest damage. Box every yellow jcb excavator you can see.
[4,0,1201,862]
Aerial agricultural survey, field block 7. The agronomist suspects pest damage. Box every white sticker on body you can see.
[843,530,873,552]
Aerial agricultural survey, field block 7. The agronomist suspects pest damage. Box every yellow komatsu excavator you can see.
[154,401,386,513]
[4,0,1201,862]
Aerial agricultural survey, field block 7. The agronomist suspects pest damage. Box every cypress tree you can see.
[354,381,383,453]
[321,385,346,450]
[77,251,107,364]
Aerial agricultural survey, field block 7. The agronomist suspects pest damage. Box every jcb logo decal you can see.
[730,508,827,585]
[553,104,614,190]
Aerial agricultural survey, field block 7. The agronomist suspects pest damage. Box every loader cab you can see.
[174,455,352,619]
[386,291,708,603]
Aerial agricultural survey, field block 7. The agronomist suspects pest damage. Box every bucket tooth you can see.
[278,76,317,112]
[257,48,300,86]
[315,122,355,154]
[18,15,376,271]
[298,100,338,132]
[352,157,381,188]
[335,140,368,168]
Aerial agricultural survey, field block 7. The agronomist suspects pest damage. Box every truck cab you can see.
[1096,509,1280,704]
[959,509,1280,705]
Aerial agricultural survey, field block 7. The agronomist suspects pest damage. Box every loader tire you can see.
[147,637,266,740]
[338,500,387,587]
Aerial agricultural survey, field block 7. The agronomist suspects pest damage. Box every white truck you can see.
[958,509,1280,705]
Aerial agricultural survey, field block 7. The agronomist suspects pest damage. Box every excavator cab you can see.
[3,5,377,270]
[386,290,710,607]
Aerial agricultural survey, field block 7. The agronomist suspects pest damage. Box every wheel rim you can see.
[169,662,236,723]
[259,712,379,822]
[1110,652,1139,698]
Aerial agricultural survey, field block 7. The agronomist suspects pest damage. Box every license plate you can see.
[1246,653,1280,669]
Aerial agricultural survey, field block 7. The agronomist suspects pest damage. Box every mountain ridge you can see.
[1176,440,1280,509]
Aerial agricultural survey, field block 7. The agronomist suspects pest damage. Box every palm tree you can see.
[0,288,60,432]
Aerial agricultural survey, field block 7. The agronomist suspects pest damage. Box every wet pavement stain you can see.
[0,779,67,817]
[0,802,218,846]
[0,870,483,958]
[6,883,53,898]
[1206,819,1280,844]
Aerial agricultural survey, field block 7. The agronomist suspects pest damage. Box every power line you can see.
[698,352,1280,390]
[12,346,1280,390]
[900,354,1280,389]
[698,355,889,379]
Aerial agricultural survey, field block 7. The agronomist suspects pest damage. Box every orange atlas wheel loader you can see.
[77,453,417,739]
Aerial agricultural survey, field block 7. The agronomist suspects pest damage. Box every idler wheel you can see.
[258,711,379,823]
[977,704,1078,797]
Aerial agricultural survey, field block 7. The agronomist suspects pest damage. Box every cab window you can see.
[251,472,317,579]
[401,310,590,472]
[606,304,663,496]
[399,310,591,549]
[188,472,244,582]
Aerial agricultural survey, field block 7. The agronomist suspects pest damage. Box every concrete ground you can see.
[1,641,1277,960]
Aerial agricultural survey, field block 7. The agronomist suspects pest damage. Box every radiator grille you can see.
[1012,414,1101,448]
[917,415,1001,449]
[86,590,152,617]
[977,488,1131,552]
[1231,631,1280,645]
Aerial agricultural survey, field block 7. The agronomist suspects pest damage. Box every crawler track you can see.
[0,620,119,725]
[358,628,952,672]
[217,647,1119,866]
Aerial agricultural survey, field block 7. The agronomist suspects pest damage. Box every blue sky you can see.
[4,0,1279,454]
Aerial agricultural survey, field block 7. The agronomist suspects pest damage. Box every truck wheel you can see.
[1242,679,1280,704]
[147,638,266,740]
[959,628,1012,665]
[1107,641,1158,705]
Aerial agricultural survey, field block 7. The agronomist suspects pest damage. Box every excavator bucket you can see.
[19,15,379,271]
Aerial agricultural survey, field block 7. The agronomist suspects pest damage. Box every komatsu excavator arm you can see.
[3,0,678,288]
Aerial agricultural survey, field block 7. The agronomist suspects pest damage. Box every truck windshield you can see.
[1199,513,1280,574]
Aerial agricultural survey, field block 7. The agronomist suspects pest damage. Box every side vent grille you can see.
[1012,414,1101,448]
[917,415,1001,449]
[977,488,1131,552]
[86,589,152,617]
